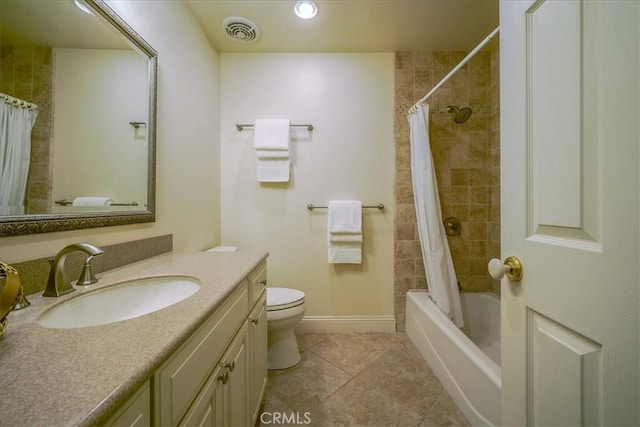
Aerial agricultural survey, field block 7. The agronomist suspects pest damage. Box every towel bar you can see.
[236,123,314,131]
[55,200,139,207]
[307,203,384,211]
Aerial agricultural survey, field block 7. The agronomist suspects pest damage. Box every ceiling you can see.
[0,0,129,49]
[1,1,499,53]
[186,0,499,53]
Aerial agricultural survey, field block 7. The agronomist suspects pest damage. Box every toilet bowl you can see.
[266,287,306,370]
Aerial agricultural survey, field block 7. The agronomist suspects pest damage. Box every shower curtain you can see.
[408,104,464,327]
[0,102,38,215]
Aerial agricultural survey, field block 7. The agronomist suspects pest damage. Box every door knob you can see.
[488,256,524,282]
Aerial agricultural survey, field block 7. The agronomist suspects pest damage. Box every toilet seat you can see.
[267,287,305,311]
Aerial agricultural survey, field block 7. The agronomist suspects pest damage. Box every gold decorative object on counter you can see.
[0,262,22,337]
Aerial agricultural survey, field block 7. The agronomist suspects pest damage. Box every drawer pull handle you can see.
[251,317,259,325]
[223,360,236,372]
[258,279,267,286]
[219,371,229,384]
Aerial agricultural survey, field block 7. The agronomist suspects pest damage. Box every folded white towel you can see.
[254,119,291,182]
[328,244,362,264]
[256,149,290,159]
[328,200,363,264]
[72,197,113,207]
[329,233,363,243]
[257,158,290,182]
[254,119,290,150]
[328,200,362,233]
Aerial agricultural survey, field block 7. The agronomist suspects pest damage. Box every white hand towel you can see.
[256,149,290,159]
[256,158,290,182]
[253,119,290,150]
[254,119,291,182]
[327,200,363,264]
[328,244,362,264]
[72,197,113,207]
[328,200,362,233]
[329,233,363,243]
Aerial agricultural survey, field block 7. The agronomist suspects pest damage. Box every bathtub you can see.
[406,291,501,426]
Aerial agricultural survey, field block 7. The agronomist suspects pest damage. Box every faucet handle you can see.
[76,255,99,286]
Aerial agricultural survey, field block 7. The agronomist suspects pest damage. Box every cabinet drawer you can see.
[157,283,248,426]
[248,261,267,306]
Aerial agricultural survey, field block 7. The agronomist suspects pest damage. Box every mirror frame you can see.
[0,0,157,237]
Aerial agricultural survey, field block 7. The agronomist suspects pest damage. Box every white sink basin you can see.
[38,276,201,329]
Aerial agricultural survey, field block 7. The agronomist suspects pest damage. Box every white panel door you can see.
[500,0,639,425]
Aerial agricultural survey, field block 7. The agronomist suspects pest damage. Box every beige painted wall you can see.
[220,53,395,317]
[0,1,221,262]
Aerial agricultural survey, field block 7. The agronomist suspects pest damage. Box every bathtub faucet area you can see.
[43,243,104,297]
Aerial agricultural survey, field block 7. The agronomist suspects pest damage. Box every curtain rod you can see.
[0,92,38,111]
[408,26,499,114]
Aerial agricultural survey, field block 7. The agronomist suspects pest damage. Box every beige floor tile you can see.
[266,350,352,412]
[350,346,444,417]
[419,392,471,427]
[310,384,425,426]
[256,393,298,427]
[261,333,471,427]
[296,332,329,350]
[305,332,406,375]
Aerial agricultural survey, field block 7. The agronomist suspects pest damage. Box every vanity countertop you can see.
[0,250,268,426]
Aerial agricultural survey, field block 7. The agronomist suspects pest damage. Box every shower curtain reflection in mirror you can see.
[0,100,38,215]
[408,104,464,327]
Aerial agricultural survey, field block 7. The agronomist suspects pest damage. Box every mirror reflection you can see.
[0,0,156,235]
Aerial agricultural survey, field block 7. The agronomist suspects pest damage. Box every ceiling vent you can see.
[222,17,261,44]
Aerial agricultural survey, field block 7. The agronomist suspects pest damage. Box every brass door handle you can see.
[488,256,524,282]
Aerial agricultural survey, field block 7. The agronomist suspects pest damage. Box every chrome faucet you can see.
[43,243,104,297]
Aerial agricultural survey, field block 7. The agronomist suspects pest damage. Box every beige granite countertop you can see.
[0,250,268,427]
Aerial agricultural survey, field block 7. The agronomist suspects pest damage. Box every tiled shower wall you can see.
[394,44,500,331]
[0,46,54,214]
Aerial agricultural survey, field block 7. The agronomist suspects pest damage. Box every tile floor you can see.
[258,332,470,426]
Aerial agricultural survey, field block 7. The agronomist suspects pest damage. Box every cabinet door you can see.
[179,326,249,427]
[225,323,249,427]
[156,284,248,425]
[179,365,225,427]
[249,294,268,424]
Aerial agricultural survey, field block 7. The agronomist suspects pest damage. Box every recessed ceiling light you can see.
[294,1,317,20]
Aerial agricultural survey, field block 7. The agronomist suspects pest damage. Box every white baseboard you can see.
[296,315,397,333]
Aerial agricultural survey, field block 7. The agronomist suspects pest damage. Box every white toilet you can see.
[266,287,306,370]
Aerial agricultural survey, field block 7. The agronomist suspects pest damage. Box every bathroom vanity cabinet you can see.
[154,260,268,426]
[0,251,269,426]
[108,261,268,426]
